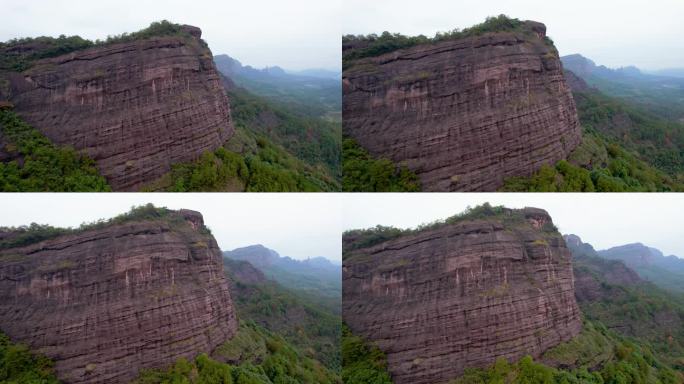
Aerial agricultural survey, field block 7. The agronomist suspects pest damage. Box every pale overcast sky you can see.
[0,194,342,262]
[0,0,341,71]
[343,0,683,70]
[342,194,684,257]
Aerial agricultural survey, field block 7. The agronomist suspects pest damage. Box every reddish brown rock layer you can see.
[343,22,581,191]
[3,26,233,190]
[343,208,581,384]
[0,210,237,384]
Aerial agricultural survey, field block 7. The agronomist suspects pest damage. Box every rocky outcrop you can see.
[0,209,238,383]
[565,234,641,303]
[2,25,233,190]
[223,257,268,286]
[343,208,581,383]
[343,21,581,191]
[563,70,590,92]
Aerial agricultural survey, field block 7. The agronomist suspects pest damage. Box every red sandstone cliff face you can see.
[343,22,581,191]
[0,209,237,384]
[2,26,233,190]
[343,208,581,384]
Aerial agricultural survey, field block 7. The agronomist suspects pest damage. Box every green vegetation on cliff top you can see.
[343,203,557,255]
[0,204,198,251]
[343,15,554,66]
[0,20,202,72]
[0,110,110,192]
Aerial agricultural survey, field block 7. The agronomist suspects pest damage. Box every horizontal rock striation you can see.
[2,25,233,190]
[343,208,581,383]
[0,209,237,383]
[343,22,581,191]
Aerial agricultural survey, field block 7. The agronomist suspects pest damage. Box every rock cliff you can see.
[343,207,581,383]
[1,25,233,190]
[0,208,238,383]
[343,21,581,191]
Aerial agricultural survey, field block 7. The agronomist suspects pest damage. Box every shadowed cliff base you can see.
[342,15,581,191]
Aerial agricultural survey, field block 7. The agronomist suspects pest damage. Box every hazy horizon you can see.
[0,0,341,71]
[342,0,683,71]
[0,194,342,262]
[342,194,684,258]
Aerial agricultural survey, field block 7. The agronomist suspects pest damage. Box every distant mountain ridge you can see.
[594,243,684,293]
[223,244,341,298]
[647,68,684,78]
[213,54,341,120]
[287,68,341,80]
[562,234,684,376]
[562,54,644,80]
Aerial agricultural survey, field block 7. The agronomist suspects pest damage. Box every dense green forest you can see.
[574,91,684,178]
[341,325,392,384]
[228,87,340,176]
[0,21,202,72]
[136,321,339,384]
[572,252,684,373]
[343,15,553,67]
[342,138,420,192]
[0,332,59,383]
[0,110,110,191]
[578,72,684,122]
[223,258,341,372]
[502,131,684,192]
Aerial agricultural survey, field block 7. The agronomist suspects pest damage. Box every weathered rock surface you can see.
[343,208,581,383]
[343,22,581,191]
[0,209,238,383]
[2,26,233,190]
